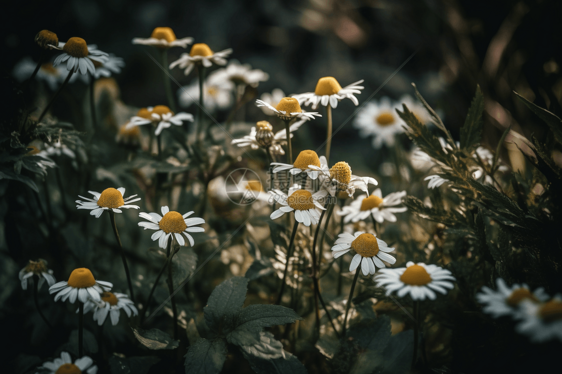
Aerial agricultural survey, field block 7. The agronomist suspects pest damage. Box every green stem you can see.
[337,200,345,296]
[38,70,74,123]
[196,65,205,143]
[24,50,46,88]
[317,202,335,269]
[157,134,162,159]
[165,237,179,339]
[33,275,52,328]
[78,302,84,356]
[140,250,173,324]
[412,301,419,369]
[89,73,97,129]
[326,104,332,164]
[109,212,135,302]
[276,221,299,305]
[284,120,293,164]
[160,50,176,112]
[342,269,360,337]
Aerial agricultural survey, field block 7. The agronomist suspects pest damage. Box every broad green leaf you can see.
[239,331,285,360]
[232,304,301,333]
[242,350,308,374]
[460,85,484,152]
[515,91,562,145]
[184,338,227,374]
[245,258,274,280]
[132,327,179,350]
[108,356,160,374]
[204,277,248,332]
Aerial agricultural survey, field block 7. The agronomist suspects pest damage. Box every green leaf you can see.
[108,356,160,374]
[239,331,285,360]
[242,350,308,374]
[492,125,511,174]
[171,247,198,289]
[245,258,274,280]
[204,277,248,332]
[460,85,484,152]
[380,330,414,374]
[184,338,227,374]
[514,91,562,145]
[132,327,179,350]
[0,169,38,192]
[411,83,455,146]
[315,333,341,359]
[349,317,392,374]
[69,329,98,354]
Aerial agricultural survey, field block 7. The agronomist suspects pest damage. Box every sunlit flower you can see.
[310,160,377,197]
[259,88,285,116]
[476,278,548,319]
[35,30,59,50]
[49,268,112,303]
[220,60,269,89]
[52,37,109,75]
[231,120,303,155]
[255,97,321,122]
[125,105,194,136]
[13,58,65,90]
[76,187,141,218]
[269,188,327,226]
[83,292,138,326]
[331,231,395,275]
[19,259,56,290]
[138,206,205,248]
[92,54,125,79]
[398,95,431,126]
[353,97,403,148]
[132,27,193,48]
[271,150,325,180]
[169,43,232,76]
[516,296,562,342]
[37,352,98,374]
[293,76,364,109]
[339,188,407,223]
[178,70,234,111]
[425,175,449,189]
[375,262,455,300]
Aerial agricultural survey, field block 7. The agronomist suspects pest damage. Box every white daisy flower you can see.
[269,188,327,226]
[225,179,272,206]
[82,292,138,326]
[375,262,455,301]
[425,175,450,189]
[132,27,193,49]
[259,88,285,116]
[476,278,548,319]
[39,140,76,159]
[125,105,194,136]
[76,187,141,218]
[399,95,431,126]
[37,352,98,374]
[169,43,232,76]
[92,54,125,79]
[52,38,109,76]
[331,231,396,276]
[255,97,321,122]
[19,259,56,290]
[293,76,364,110]
[221,60,269,88]
[49,268,112,303]
[178,69,234,111]
[311,160,378,197]
[138,206,206,249]
[353,97,403,149]
[271,150,326,180]
[13,58,66,90]
[516,296,562,342]
[339,188,407,224]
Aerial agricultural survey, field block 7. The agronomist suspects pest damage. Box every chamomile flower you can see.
[76,187,141,218]
[476,278,548,319]
[132,27,193,48]
[516,296,562,342]
[312,160,378,197]
[116,123,141,146]
[331,232,396,275]
[293,76,364,109]
[269,188,327,226]
[425,175,449,189]
[169,43,232,76]
[35,30,59,50]
[178,70,234,111]
[375,262,455,301]
[138,206,206,248]
[13,58,65,90]
[52,37,109,75]
[259,89,285,116]
[49,268,112,303]
[92,54,125,79]
[255,97,321,122]
[271,150,325,180]
[83,292,138,326]
[19,259,56,290]
[221,60,269,89]
[339,189,407,223]
[37,352,98,374]
[231,120,304,154]
[353,98,403,149]
[125,105,194,136]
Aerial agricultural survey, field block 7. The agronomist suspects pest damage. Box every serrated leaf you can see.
[239,331,285,360]
[108,356,160,374]
[412,83,455,146]
[492,125,511,174]
[245,258,274,280]
[204,277,248,333]
[515,91,562,145]
[184,338,227,374]
[132,327,179,350]
[460,85,484,151]
[242,350,308,374]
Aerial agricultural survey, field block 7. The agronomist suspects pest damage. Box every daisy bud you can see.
[35,30,58,49]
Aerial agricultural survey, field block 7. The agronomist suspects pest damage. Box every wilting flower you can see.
[269,188,327,226]
[293,76,364,109]
[339,189,407,223]
[354,97,403,148]
[76,187,141,218]
[132,27,193,48]
[19,259,56,290]
[170,43,232,76]
[126,105,194,136]
[49,268,112,303]
[331,232,395,275]
[83,292,138,326]
[37,352,98,374]
[255,97,321,122]
[271,150,325,180]
[52,37,109,75]
[138,206,205,248]
[178,70,234,111]
[260,88,285,116]
[92,54,125,79]
[375,262,455,300]
[13,58,65,90]
[476,278,548,319]
[516,296,562,342]
[35,30,59,50]
[311,160,377,197]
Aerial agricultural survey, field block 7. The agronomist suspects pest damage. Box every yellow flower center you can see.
[275,97,302,114]
[538,300,562,323]
[245,181,264,192]
[506,288,538,307]
[351,233,380,257]
[101,292,119,306]
[40,63,59,75]
[151,27,177,42]
[314,76,342,96]
[337,191,351,199]
[287,190,315,211]
[55,363,82,374]
[63,37,89,58]
[24,259,48,274]
[207,87,218,96]
[375,112,396,126]
[97,188,125,209]
[256,121,272,131]
[137,108,152,119]
[360,195,384,211]
[119,123,141,137]
[329,161,352,184]
[293,150,321,170]
[159,211,187,234]
[67,268,96,288]
[400,265,432,286]
[26,145,41,155]
[35,30,58,49]
[190,43,213,57]
[151,105,173,117]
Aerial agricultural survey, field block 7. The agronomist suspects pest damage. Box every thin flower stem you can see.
[314,279,340,339]
[78,302,84,356]
[55,168,68,211]
[165,237,179,339]
[109,212,135,302]
[342,269,360,337]
[317,202,335,269]
[196,65,205,143]
[337,199,345,296]
[157,134,162,159]
[284,119,293,164]
[43,179,53,221]
[160,50,176,113]
[140,250,173,324]
[38,71,74,123]
[326,104,332,164]
[33,276,52,328]
[89,73,97,129]
[276,221,299,305]
[412,301,420,369]
[24,50,46,88]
